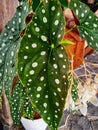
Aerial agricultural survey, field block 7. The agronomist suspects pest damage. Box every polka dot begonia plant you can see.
[0,0,98,130]
[18,0,69,129]
[0,0,31,124]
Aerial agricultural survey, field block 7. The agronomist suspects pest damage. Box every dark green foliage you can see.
[71,78,78,101]
[68,73,78,101]
[69,0,98,51]
[11,83,24,125]
[0,1,30,97]
[11,84,35,124]
[59,0,68,8]
[32,0,40,11]
[0,0,31,125]
[23,97,34,119]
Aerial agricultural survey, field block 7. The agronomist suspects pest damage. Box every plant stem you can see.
[64,25,77,35]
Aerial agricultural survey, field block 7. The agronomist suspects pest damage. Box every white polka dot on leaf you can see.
[43,17,47,23]
[54,20,59,26]
[41,35,47,41]
[32,43,37,48]
[55,79,60,84]
[32,62,38,67]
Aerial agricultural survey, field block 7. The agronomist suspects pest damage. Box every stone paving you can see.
[58,51,98,130]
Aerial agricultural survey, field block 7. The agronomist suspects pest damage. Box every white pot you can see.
[21,117,66,130]
[21,117,48,130]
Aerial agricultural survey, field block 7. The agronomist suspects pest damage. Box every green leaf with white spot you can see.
[68,73,78,101]
[69,0,98,50]
[0,0,30,97]
[11,82,34,124]
[11,83,24,125]
[2,40,21,100]
[23,97,34,119]
[18,0,69,129]
[71,78,78,101]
